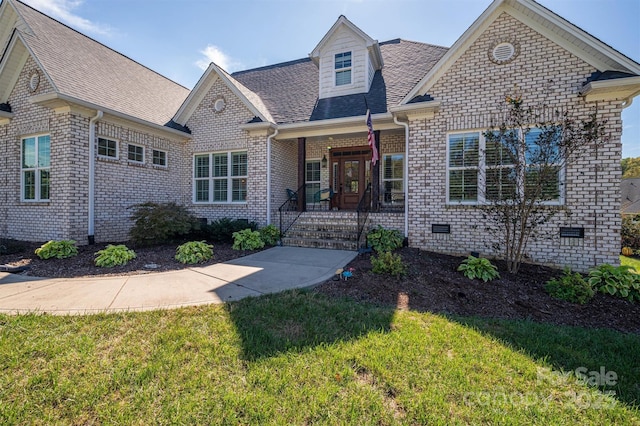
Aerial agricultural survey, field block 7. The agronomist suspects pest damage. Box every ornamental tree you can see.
[480,94,608,274]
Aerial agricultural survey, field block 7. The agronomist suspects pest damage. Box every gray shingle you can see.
[13,0,189,127]
[233,39,448,125]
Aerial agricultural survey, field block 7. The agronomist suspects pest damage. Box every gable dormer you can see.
[310,15,383,100]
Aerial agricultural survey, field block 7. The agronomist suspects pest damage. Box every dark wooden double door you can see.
[330,148,371,210]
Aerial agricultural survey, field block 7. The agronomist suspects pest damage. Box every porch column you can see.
[297,137,306,212]
[371,130,381,212]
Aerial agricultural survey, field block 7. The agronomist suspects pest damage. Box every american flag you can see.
[366,109,379,166]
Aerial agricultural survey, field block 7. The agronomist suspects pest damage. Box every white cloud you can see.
[23,0,111,35]
[196,45,244,73]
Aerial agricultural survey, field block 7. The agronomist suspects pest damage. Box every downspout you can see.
[393,115,410,239]
[266,127,278,224]
[88,110,103,244]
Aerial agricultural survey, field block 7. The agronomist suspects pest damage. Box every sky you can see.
[16,0,640,157]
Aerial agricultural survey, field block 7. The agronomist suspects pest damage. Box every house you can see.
[622,178,640,215]
[1,0,639,272]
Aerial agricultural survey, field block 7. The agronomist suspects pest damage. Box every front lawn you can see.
[621,255,640,273]
[1,290,638,424]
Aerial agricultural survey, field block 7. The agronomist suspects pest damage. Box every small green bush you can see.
[34,240,78,259]
[621,214,640,252]
[259,224,280,246]
[545,268,594,304]
[371,251,407,278]
[175,241,214,264]
[129,202,198,246]
[458,256,500,282]
[207,218,259,243]
[588,264,640,302]
[367,226,404,253]
[232,229,265,251]
[95,244,137,267]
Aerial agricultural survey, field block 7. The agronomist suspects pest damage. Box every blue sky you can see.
[19,0,640,157]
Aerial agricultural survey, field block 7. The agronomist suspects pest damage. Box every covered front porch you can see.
[268,123,407,250]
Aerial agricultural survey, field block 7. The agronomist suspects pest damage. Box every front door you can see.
[331,148,371,210]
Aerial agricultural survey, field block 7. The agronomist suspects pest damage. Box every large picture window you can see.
[194,151,247,203]
[447,128,562,204]
[22,134,50,201]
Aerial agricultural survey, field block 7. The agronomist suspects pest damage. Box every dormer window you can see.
[335,51,352,86]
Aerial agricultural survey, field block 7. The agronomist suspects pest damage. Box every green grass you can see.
[621,255,640,273]
[1,290,639,425]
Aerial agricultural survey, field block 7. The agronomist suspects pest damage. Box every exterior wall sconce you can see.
[322,154,327,168]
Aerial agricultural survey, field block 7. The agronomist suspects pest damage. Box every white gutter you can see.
[88,110,103,244]
[266,127,279,224]
[393,115,410,239]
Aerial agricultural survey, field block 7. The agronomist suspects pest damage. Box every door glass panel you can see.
[344,160,359,194]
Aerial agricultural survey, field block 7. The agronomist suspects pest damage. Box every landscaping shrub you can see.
[129,202,198,246]
[457,256,500,282]
[371,251,407,278]
[366,226,403,253]
[588,264,640,302]
[95,244,137,267]
[34,240,78,260]
[207,218,258,243]
[545,268,594,304]
[232,229,265,251]
[621,214,640,253]
[259,224,280,246]
[175,241,214,264]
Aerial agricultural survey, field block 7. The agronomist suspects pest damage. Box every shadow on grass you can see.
[450,316,640,408]
[225,289,395,361]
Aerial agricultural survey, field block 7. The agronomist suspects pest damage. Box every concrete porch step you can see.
[281,237,359,251]
[285,228,359,241]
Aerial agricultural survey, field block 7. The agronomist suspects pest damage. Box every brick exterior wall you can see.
[0,57,187,244]
[406,12,623,271]
[184,77,266,225]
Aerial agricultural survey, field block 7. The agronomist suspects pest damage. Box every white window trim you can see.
[382,152,404,204]
[127,143,145,164]
[193,151,248,204]
[334,51,353,87]
[21,133,50,202]
[152,148,168,168]
[97,136,119,159]
[446,129,565,206]
[305,159,322,204]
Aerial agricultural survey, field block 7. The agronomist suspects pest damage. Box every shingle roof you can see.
[232,39,448,125]
[622,178,640,214]
[12,0,190,127]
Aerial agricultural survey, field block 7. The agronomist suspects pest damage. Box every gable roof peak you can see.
[309,15,382,67]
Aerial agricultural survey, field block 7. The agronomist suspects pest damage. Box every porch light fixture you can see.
[321,154,328,168]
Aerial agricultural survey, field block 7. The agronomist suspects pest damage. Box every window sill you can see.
[19,200,50,205]
[97,156,119,163]
[127,161,145,167]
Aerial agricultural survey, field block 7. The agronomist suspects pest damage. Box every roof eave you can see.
[0,109,14,125]
[274,112,401,140]
[389,101,441,120]
[579,76,640,106]
[30,92,192,139]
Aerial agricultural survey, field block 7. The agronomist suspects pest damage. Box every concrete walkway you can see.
[0,247,357,315]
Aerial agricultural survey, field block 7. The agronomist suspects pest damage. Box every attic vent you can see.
[213,97,226,112]
[489,40,519,65]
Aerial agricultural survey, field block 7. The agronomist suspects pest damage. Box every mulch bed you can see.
[1,242,638,334]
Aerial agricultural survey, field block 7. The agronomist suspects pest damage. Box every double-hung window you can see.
[305,160,321,203]
[447,128,562,204]
[194,151,247,203]
[22,134,50,201]
[335,51,352,86]
[382,153,404,204]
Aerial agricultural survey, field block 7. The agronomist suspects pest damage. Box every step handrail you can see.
[278,182,307,243]
[356,182,372,249]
